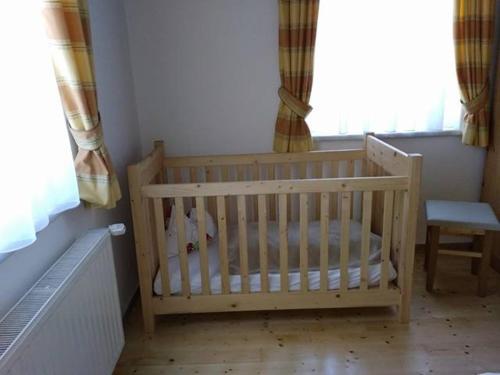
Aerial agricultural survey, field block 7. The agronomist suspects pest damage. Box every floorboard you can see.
[114,251,500,375]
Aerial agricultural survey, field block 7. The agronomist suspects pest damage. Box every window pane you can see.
[309,0,462,136]
[0,1,80,253]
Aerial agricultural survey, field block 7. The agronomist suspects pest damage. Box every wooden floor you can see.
[114,251,500,375]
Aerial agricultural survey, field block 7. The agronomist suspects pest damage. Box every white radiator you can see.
[0,229,125,375]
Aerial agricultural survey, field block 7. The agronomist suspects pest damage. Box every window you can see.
[308,0,462,136]
[0,2,80,253]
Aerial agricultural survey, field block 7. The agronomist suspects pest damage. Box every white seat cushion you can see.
[425,200,500,231]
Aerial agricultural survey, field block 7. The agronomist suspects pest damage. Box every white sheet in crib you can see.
[153,220,397,295]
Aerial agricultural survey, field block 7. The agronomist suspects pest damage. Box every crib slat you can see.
[330,161,339,220]
[391,190,404,264]
[278,194,288,292]
[235,165,246,226]
[299,162,307,179]
[257,195,269,292]
[397,192,408,288]
[282,165,292,222]
[206,166,217,219]
[251,164,260,221]
[347,160,355,216]
[237,195,250,293]
[237,165,245,181]
[190,167,197,183]
[360,192,373,290]
[220,166,230,222]
[190,167,197,206]
[369,162,383,235]
[174,198,190,296]
[173,168,182,183]
[314,162,322,220]
[347,160,355,177]
[268,165,277,221]
[216,196,230,294]
[340,192,351,292]
[153,198,170,296]
[283,163,291,180]
[299,194,309,292]
[380,190,395,289]
[195,197,210,295]
[221,166,229,182]
[320,193,330,292]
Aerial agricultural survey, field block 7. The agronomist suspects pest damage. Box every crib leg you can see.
[398,299,410,323]
[139,292,156,336]
[143,310,156,336]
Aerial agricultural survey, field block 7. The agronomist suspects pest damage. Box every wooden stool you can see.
[424,200,500,297]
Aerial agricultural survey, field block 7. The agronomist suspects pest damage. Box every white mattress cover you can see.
[154,220,397,295]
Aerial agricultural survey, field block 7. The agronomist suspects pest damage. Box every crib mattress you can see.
[153,220,397,296]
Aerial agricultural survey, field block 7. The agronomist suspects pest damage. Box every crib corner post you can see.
[363,132,375,152]
[363,132,375,146]
[153,139,165,152]
[143,310,156,337]
[128,163,157,336]
[363,132,375,173]
[398,153,423,323]
[153,140,166,182]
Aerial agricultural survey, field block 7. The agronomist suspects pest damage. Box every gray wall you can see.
[124,0,485,243]
[0,0,141,318]
[125,0,279,155]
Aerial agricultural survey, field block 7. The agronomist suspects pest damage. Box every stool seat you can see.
[425,200,500,232]
[424,200,499,297]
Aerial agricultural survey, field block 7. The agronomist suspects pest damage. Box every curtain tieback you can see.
[69,124,104,151]
[278,87,312,118]
[461,84,489,114]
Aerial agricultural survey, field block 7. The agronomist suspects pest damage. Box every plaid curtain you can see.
[454,0,496,147]
[42,0,121,208]
[273,0,319,153]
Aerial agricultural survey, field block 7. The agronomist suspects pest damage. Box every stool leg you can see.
[478,231,493,297]
[424,226,430,271]
[471,235,481,276]
[426,226,440,293]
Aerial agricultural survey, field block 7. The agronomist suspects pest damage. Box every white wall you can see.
[124,0,485,244]
[0,0,141,318]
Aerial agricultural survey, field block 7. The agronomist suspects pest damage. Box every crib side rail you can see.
[142,176,408,198]
[164,148,365,168]
[143,175,409,303]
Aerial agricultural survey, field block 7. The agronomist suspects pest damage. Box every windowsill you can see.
[313,130,462,142]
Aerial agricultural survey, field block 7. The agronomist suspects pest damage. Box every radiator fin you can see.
[0,229,124,375]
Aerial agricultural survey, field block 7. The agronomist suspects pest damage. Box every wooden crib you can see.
[128,134,422,334]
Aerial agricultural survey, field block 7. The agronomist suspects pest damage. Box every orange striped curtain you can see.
[273,0,319,153]
[454,0,496,147]
[41,0,121,208]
